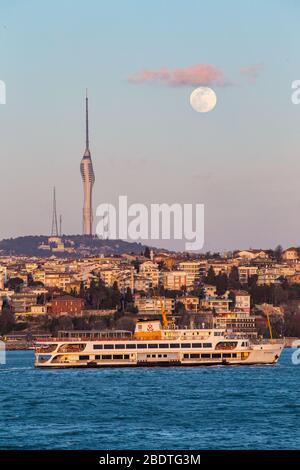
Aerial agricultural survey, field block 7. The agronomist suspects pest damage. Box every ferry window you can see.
[95,355,101,360]
[79,355,89,360]
[137,344,146,349]
[152,354,156,358]
[147,354,151,358]
[203,343,212,348]
[115,344,125,349]
[104,344,114,349]
[160,343,169,348]
[170,343,178,348]
[124,355,129,360]
[181,343,191,348]
[158,354,162,358]
[190,353,200,358]
[113,355,123,360]
[93,344,103,350]
[126,344,136,349]
[201,353,210,358]
[223,353,231,358]
[102,355,112,360]
[163,354,167,357]
[183,354,189,358]
[232,353,237,358]
[148,344,158,348]
[192,343,202,348]
[212,353,221,358]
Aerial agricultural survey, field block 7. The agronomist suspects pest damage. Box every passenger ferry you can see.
[34,319,284,368]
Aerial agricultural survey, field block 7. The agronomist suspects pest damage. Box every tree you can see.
[79,281,85,298]
[124,287,133,304]
[228,266,241,289]
[228,290,236,309]
[0,309,15,335]
[175,301,186,314]
[144,247,151,259]
[7,277,24,293]
[132,259,141,272]
[37,293,45,305]
[115,316,136,332]
[248,274,258,288]
[216,273,228,296]
[205,266,217,285]
[274,245,283,262]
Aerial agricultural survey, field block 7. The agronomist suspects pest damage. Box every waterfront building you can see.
[134,296,175,314]
[49,295,84,315]
[214,313,257,338]
[11,292,38,312]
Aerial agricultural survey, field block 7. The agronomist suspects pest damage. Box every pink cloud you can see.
[128,64,228,87]
[240,63,264,83]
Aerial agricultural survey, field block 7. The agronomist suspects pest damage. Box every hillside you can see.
[0,235,151,257]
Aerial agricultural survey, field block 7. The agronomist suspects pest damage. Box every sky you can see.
[0,0,300,252]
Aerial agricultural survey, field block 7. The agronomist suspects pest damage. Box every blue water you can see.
[0,350,299,449]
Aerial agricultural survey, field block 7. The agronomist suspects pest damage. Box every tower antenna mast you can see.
[51,186,59,237]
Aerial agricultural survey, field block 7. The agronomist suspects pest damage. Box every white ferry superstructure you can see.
[34,319,284,368]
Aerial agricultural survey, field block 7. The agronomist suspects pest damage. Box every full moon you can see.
[190,87,217,113]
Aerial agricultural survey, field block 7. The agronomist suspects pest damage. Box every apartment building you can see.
[214,313,257,338]
[200,296,232,313]
[139,261,160,287]
[49,295,84,315]
[282,247,298,261]
[177,295,200,312]
[238,266,258,284]
[233,290,251,314]
[163,271,187,290]
[178,261,206,286]
[134,296,175,313]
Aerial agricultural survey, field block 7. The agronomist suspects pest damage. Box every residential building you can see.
[178,261,206,286]
[49,295,84,315]
[238,266,258,284]
[134,296,175,313]
[282,247,298,261]
[233,290,251,314]
[163,271,187,290]
[214,313,257,338]
[177,296,200,312]
[139,261,159,287]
